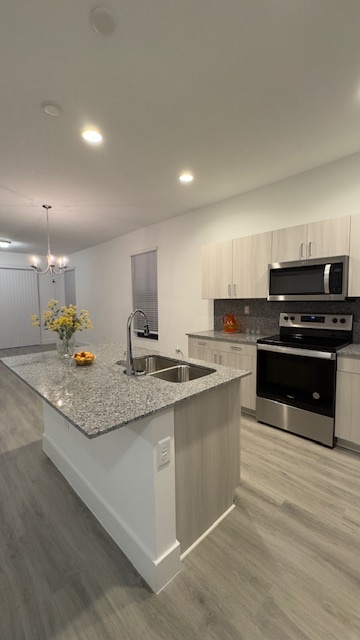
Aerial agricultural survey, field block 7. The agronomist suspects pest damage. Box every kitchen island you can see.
[2,343,249,593]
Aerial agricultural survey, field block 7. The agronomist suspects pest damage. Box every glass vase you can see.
[56,333,76,359]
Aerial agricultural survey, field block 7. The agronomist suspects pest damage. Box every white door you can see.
[0,268,41,348]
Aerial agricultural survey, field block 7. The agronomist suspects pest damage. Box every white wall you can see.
[0,253,65,344]
[12,151,360,355]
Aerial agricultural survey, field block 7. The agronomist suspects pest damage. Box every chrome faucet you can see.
[125,309,150,375]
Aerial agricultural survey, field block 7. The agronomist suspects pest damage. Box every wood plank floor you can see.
[1,351,360,639]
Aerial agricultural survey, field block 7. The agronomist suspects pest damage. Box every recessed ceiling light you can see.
[179,172,194,183]
[42,101,62,117]
[82,129,103,144]
[90,7,117,36]
[0,240,11,248]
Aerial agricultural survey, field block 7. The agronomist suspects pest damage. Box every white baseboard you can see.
[43,433,181,593]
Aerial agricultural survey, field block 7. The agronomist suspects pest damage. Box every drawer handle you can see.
[231,346,243,351]
[197,341,207,346]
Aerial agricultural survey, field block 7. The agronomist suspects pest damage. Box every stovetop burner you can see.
[258,312,353,353]
[257,333,352,353]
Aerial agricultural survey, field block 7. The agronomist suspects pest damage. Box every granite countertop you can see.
[188,331,360,358]
[186,330,268,345]
[1,343,249,440]
[338,343,360,358]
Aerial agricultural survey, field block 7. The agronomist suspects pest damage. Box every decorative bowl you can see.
[72,351,96,366]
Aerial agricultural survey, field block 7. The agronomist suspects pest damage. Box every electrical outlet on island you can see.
[157,437,171,469]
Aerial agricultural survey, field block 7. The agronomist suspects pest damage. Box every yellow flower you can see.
[30,300,93,339]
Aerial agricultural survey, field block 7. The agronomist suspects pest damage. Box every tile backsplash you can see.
[214,298,360,342]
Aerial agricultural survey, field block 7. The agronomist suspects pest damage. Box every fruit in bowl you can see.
[73,351,96,366]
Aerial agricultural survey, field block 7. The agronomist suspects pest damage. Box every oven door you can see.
[256,344,336,417]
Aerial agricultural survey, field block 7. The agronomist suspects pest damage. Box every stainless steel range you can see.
[256,312,353,447]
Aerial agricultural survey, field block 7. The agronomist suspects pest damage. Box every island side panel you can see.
[174,379,241,554]
[42,401,181,594]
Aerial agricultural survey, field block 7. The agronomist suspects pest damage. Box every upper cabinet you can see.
[202,215,353,300]
[306,217,350,259]
[201,239,233,299]
[232,231,272,298]
[202,231,272,299]
[271,217,350,263]
[349,215,360,296]
[271,224,307,262]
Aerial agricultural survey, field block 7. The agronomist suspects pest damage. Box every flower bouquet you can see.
[31,299,93,358]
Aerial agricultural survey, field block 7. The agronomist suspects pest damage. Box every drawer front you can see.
[213,341,256,357]
[188,337,215,350]
[337,356,360,375]
[188,337,256,357]
[226,342,256,357]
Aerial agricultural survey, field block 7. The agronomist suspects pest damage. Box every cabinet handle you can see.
[300,242,304,258]
[219,354,222,364]
[231,346,243,351]
[214,353,217,363]
[233,284,237,297]
[308,241,312,257]
[228,284,231,297]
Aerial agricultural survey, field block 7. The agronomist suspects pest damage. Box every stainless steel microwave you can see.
[268,255,349,301]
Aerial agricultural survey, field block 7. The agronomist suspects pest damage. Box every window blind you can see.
[131,249,158,336]
[0,268,41,348]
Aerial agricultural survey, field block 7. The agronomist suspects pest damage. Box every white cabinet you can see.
[202,231,272,299]
[227,343,257,412]
[187,337,234,366]
[271,216,350,263]
[271,224,307,262]
[202,216,351,299]
[335,357,360,449]
[201,240,233,299]
[232,232,272,299]
[188,337,256,412]
[349,214,360,296]
[307,217,350,259]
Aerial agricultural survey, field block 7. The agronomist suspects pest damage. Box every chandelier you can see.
[31,204,68,275]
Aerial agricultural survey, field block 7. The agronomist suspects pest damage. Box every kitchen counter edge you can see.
[1,342,249,440]
[187,330,267,345]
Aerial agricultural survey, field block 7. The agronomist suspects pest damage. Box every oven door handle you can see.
[257,343,336,360]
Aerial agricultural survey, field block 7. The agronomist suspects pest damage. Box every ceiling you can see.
[2,0,360,256]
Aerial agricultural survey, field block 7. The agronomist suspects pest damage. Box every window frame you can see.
[131,248,158,341]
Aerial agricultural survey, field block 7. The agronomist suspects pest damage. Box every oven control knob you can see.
[340,318,346,324]
[290,316,295,321]
[332,318,338,323]
[284,315,289,321]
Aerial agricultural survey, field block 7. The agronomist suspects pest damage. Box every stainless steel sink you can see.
[149,364,215,383]
[118,354,215,381]
[131,355,181,374]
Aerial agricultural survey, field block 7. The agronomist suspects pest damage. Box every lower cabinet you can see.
[188,337,256,412]
[335,356,360,449]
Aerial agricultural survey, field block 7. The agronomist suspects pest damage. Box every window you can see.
[131,249,158,340]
